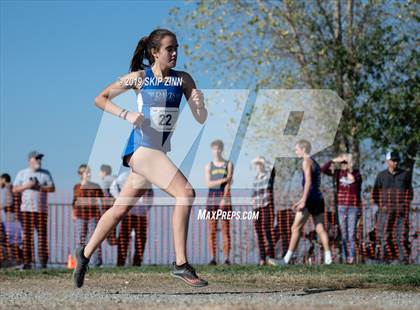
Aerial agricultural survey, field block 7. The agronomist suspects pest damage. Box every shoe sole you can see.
[73,266,85,288]
[73,251,88,288]
[170,273,208,287]
[72,270,79,288]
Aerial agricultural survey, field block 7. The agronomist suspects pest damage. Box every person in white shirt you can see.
[12,151,55,269]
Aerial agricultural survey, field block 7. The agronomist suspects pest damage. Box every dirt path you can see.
[1,272,419,309]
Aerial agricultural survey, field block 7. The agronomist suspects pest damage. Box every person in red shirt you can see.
[321,154,362,264]
[72,164,104,267]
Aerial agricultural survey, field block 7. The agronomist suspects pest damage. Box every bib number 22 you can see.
[150,107,178,132]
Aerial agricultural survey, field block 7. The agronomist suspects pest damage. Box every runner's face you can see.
[295,145,304,158]
[154,35,178,69]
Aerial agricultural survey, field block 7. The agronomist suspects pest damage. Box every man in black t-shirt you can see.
[372,151,413,263]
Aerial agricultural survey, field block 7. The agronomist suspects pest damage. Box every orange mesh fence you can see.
[0,189,418,267]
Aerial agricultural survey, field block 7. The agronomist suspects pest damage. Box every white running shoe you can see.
[324,251,332,265]
[267,257,287,266]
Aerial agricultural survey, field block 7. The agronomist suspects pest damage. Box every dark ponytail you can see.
[129,29,177,72]
[130,36,150,72]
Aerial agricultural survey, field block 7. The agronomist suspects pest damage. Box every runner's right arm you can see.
[94,71,145,127]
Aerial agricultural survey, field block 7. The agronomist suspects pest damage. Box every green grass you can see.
[1,264,419,289]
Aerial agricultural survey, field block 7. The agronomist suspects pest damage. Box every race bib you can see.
[150,107,179,132]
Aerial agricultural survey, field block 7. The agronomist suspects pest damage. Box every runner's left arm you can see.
[180,71,207,124]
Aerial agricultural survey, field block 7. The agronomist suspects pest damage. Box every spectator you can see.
[72,164,103,267]
[99,164,116,197]
[110,171,153,266]
[12,151,55,269]
[205,140,233,265]
[0,173,10,267]
[0,174,12,219]
[1,173,23,267]
[251,156,276,266]
[0,219,3,267]
[321,154,362,264]
[372,150,413,263]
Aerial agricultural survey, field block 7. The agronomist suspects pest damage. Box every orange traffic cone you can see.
[67,254,76,269]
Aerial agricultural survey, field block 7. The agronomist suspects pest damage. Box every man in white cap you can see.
[12,151,55,269]
[372,150,413,263]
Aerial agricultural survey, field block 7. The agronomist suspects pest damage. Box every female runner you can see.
[73,29,208,288]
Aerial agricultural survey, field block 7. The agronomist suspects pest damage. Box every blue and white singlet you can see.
[121,67,184,167]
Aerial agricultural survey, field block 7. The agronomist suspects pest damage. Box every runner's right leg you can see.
[283,209,309,263]
[74,171,148,288]
[83,172,149,258]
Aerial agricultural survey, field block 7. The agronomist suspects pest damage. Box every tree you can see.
[168,0,419,177]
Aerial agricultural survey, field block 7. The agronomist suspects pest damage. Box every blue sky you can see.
[0,1,260,191]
